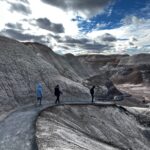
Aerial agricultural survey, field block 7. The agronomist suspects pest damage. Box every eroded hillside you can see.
[1,35,150,114]
[36,104,150,150]
[0,36,90,114]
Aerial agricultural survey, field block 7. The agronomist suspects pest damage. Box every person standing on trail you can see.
[90,86,95,103]
[54,85,62,104]
[36,83,43,106]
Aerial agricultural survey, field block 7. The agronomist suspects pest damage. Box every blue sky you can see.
[78,0,150,32]
[0,0,150,55]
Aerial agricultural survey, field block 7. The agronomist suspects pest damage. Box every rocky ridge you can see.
[1,35,150,114]
[36,104,150,150]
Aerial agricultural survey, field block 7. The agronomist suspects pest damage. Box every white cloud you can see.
[87,16,150,55]
[121,16,145,25]
[28,0,79,36]
[41,0,112,18]
[0,0,149,55]
[0,0,79,36]
[96,23,108,28]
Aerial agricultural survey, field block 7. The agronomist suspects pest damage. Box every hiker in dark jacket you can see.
[90,86,95,103]
[54,85,62,104]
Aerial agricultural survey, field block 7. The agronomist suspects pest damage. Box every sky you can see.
[0,0,150,55]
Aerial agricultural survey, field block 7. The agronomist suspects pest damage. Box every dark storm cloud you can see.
[47,33,61,40]
[58,35,113,52]
[81,42,111,51]
[132,37,138,41]
[59,45,70,50]
[58,36,89,44]
[41,0,112,17]
[101,33,117,42]
[117,38,128,41]
[65,43,77,47]
[129,42,134,46]
[0,29,46,44]
[36,18,64,33]
[9,2,31,15]
[5,23,23,30]
[19,0,29,4]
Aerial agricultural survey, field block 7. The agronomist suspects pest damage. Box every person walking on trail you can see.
[54,85,62,104]
[36,83,43,106]
[90,86,95,103]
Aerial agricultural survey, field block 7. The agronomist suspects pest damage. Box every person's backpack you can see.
[54,87,62,96]
[90,87,95,95]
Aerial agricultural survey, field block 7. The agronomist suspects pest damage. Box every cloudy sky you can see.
[0,0,150,55]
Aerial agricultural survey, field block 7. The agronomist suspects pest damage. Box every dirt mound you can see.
[36,105,150,150]
[111,68,143,84]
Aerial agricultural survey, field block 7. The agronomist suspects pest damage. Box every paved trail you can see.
[0,101,114,150]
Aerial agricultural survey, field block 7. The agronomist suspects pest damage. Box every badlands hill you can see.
[78,53,150,84]
[118,53,150,66]
[0,36,122,114]
[36,104,150,150]
[0,35,150,113]
[0,36,89,113]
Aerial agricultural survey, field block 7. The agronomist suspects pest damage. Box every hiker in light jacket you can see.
[36,83,43,106]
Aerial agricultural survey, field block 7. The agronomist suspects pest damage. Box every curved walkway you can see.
[0,101,114,150]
